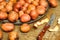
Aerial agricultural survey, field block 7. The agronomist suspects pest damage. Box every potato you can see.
[27,4,35,11]
[9,31,18,40]
[1,23,15,32]
[8,11,19,22]
[20,23,31,33]
[30,10,39,20]
[39,0,48,8]
[5,2,13,12]
[36,6,46,15]
[0,0,4,2]
[20,14,31,22]
[26,4,35,14]
[0,11,8,20]
[48,0,58,7]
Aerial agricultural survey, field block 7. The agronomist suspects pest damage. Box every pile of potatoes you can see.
[0,0,58,40]
[0,23,31,40]
[0,0,58,23]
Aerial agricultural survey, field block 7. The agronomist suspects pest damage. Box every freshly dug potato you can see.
[48,0,58,7]
[0,30,3,40]
[20,23,31,33]
[8,11,19,22]
[9,31,18,40]
[30,10,39,20]
[1,23,15,32]
[36,6,46,15]
[0,11,8,20]
[20,14,31,22]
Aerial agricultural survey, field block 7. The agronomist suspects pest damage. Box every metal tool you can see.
[37,14,55,40]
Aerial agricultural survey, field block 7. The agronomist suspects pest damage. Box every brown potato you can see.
[0,30,3,40]
[1,23,15,32]
[0,11,8,20]
[48,0,58,7]
[39,0,48,8]
[36,6,46,15]
[8,11,19,22]
[30,10,39,20]
[9,31,18,40]
[20,23,31,33]
[20,14,31,22]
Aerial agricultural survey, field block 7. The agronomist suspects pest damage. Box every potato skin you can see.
[36,6,46,15]
[0,11,8,20]
[0,30,3,40]
[9,31,18,40]
[1,23,15,32]
[48,0,58,7]
[20,14,31,22]
[20,23,31,33]
[30,10,39,20]
[39,0,48,8]
[8,11,19,22]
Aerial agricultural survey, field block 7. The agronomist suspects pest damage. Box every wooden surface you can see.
[1,0,60,40]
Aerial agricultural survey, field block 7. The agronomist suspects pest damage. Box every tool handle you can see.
[37,25,50,40]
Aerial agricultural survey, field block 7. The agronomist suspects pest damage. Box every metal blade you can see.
[48,14,55,26]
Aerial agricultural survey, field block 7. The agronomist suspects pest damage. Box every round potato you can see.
[8,11,19,22]
[20,23,31,33]
[1,23,15,32]
[20,14,31,22]
[30,10,39,20]
[36,6,46,15]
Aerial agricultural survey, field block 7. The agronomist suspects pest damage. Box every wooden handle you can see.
[37,25,50,40]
